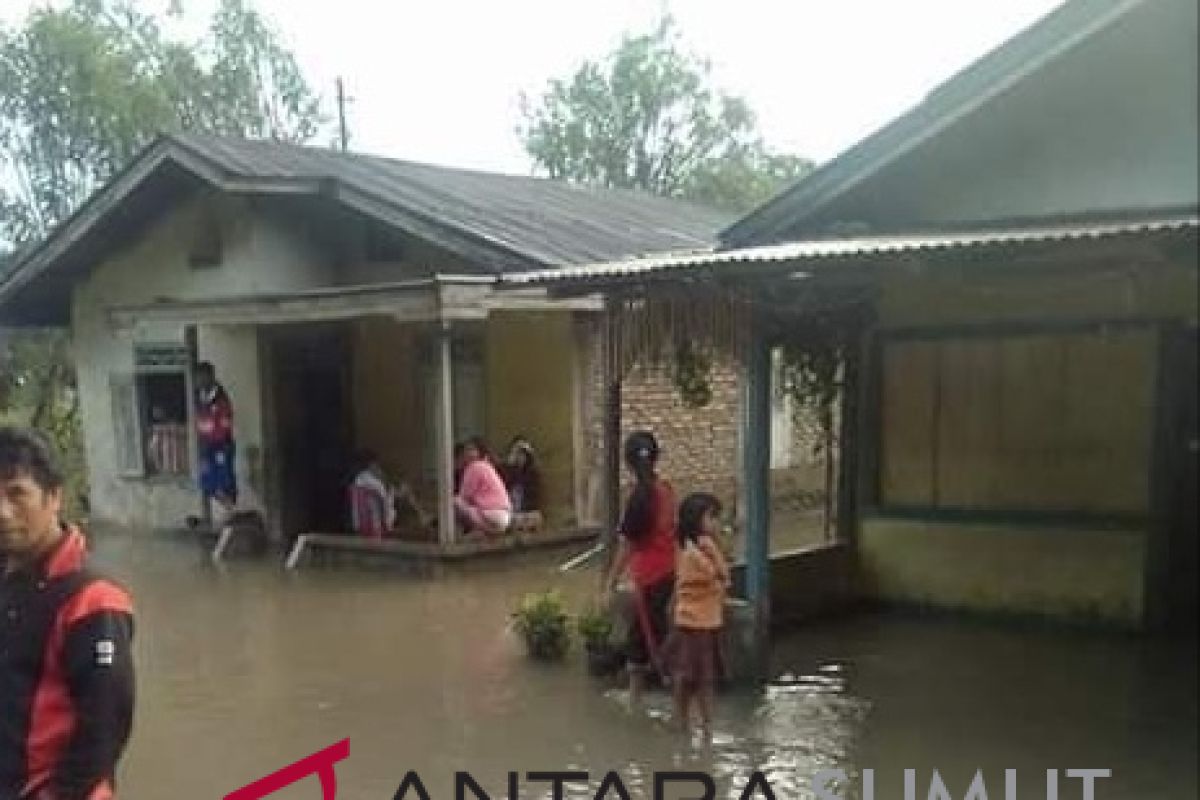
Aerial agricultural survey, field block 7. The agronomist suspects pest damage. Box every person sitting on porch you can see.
[349,450,397,539]
[454,436,512,537]
[501,436,542,513]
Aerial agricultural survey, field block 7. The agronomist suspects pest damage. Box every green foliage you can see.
[773,298,872,450]
[0,330,87,515]
[0,0,324,515]
[672,339,714,408]
[518,17,812,213]
[0,0,325,249]
[511,589,572,661]
[575,607,614,650]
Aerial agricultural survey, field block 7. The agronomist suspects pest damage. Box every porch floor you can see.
[283,526,601,570]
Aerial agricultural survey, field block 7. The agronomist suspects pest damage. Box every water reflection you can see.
[88,530,1196,799]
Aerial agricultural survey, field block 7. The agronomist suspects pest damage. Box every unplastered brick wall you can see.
[576,320,744,522]
[619,358,742,514]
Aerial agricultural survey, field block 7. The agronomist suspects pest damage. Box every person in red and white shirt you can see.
[349,451,397,540]
[194,362,237,522]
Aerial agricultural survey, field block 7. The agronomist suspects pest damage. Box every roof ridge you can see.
[168,131,733,219]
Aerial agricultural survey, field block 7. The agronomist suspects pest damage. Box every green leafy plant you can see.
[576,606,624,677]
[672,339,714,408]
[511,590,571,661]
[576,608,614,651]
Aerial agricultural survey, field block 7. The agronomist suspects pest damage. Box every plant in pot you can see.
[577,607,623,677]
[512,589,571,661]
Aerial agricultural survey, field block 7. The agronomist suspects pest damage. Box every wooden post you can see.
[836,331,863,544]
[598,298,624,580]
[184,325,208,527]
[742,319,772,679]
[435,321,456,546]
[336,77,350,152]
[603,380,622,533]
[856,329,883,517]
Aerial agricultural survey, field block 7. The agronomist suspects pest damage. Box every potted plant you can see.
[577,607,623,677]
[511,589,571,661]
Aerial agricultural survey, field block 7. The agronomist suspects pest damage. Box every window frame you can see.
[112,343,197,482]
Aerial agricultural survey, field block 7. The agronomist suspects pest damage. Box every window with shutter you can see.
[110,374,145,477]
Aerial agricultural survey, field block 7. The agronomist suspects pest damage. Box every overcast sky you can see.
[3,0,1064,173]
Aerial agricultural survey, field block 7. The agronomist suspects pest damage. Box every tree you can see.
[0,0,323,249]
[0,0,325,507]
[518,17,812,213]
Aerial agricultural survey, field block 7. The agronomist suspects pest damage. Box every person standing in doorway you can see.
[195,361,237,524]
[602,431,677,703]
[0,427,135,799]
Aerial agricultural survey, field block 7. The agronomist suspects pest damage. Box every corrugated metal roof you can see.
[171,134,733,268]
[504,214,1200,287]
[0,133,735,323]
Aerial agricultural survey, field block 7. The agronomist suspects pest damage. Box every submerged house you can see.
[511,0,1198,633]
[0,134,738,543]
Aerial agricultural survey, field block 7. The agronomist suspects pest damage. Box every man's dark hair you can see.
[0,426,65,491]
[195,361,215,377]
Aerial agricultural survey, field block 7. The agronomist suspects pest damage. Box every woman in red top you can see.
[603,431,676,701]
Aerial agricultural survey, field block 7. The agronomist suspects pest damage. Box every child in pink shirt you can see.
[454,437,512,536]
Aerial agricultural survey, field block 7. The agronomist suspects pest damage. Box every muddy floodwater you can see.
[90,530,1196,800]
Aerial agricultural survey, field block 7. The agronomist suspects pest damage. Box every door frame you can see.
[1145,321,1199,632]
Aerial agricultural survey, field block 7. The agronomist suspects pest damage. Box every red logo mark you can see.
[224,739,350,800]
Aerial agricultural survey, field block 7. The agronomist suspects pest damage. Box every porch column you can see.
[435,321,456,546]
[741,320,772,679]
[601,299,624,580]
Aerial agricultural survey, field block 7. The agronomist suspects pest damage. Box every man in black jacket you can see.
[0,427,135,800]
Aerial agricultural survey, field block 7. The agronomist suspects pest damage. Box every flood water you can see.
[89,529,1197,800]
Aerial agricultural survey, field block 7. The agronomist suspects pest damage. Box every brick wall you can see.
[620,360,742,510]
[577,316,743,522]
[577,317,834,529]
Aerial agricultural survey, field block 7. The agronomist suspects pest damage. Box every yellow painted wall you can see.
[484,311,577,526]
[349,318,429,493]
[862,259,1195,626]
[878,260,1198,328]
[879,329,1156,513]
[858,518,1146,626]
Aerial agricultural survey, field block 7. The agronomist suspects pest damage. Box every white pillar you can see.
[435,321,456,546]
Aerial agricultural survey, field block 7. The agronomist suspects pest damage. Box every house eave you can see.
[103,276,600,329]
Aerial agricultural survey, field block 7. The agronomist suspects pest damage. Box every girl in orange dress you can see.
[665,492,729,737]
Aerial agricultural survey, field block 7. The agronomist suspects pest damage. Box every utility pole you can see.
[336,77,351,152]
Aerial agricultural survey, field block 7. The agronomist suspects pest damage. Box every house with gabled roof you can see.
[0,133,737,543]
[510,0,1198,634]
